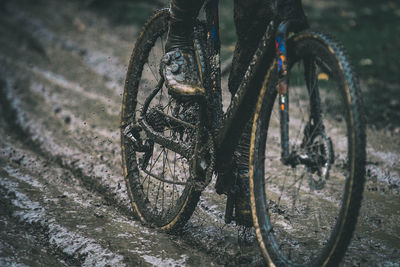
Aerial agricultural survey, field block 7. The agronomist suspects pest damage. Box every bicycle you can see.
[120,0,366,265]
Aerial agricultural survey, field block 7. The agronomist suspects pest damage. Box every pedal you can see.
[145,105,166,133]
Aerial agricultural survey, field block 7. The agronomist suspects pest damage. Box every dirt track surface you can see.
[0,1,399,266]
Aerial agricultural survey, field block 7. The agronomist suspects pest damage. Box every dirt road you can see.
[0,0,399,266]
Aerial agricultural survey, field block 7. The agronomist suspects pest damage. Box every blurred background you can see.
[2,0,399,128]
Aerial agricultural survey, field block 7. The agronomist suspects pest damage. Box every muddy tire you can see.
[249,31,366,266]
[121,9,203,231]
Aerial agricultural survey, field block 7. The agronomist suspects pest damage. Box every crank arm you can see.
[139,118,192,160]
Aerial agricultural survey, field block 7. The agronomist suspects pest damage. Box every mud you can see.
[0,0,399,266]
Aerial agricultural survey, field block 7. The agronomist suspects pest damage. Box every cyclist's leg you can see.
[162,0,206,97]
[229,0,273,227]
[165,0,205,51]
[229,0,273,96]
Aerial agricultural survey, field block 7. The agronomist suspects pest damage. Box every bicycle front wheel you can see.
[249,31,366,266]
[121,9,204,231]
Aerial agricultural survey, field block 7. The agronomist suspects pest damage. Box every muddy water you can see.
[0,0,399,266]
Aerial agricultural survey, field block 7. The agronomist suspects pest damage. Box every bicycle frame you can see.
[202,0,276,174]
[201,0,310,188]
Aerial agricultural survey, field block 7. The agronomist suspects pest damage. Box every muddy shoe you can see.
[234,172,253,227]
[160,48,205,98]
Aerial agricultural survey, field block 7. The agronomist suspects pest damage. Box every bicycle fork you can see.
[276,22,291,162]
[276,22,335,176]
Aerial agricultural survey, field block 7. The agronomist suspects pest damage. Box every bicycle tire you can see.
[249,30,366,266]
[121,9,203,231]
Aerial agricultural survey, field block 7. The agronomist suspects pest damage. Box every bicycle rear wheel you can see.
[121,9,204,231]
[249,31,366,266]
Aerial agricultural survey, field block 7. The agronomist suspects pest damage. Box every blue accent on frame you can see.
[211,0,219,45]
[280,41,285,53]
[211,26,217,42]
[277,36,285,54]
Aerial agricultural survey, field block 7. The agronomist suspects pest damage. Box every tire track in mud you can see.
[0,74,130,218]
[0,179,126,266]
[0,152,208,266]
[0,84,218,266]
[0,1,261,265]
[0,192,69,267]
[0,54,262,266]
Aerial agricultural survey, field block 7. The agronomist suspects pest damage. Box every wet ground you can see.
[0,0,399,266]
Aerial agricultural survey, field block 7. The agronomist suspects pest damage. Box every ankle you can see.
[165,34,193,52]
[165,22,194,52]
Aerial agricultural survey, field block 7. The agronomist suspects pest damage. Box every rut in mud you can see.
[0,0,399,266]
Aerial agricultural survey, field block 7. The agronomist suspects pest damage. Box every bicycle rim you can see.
[250,31,366,266]
[121,9,202,231]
